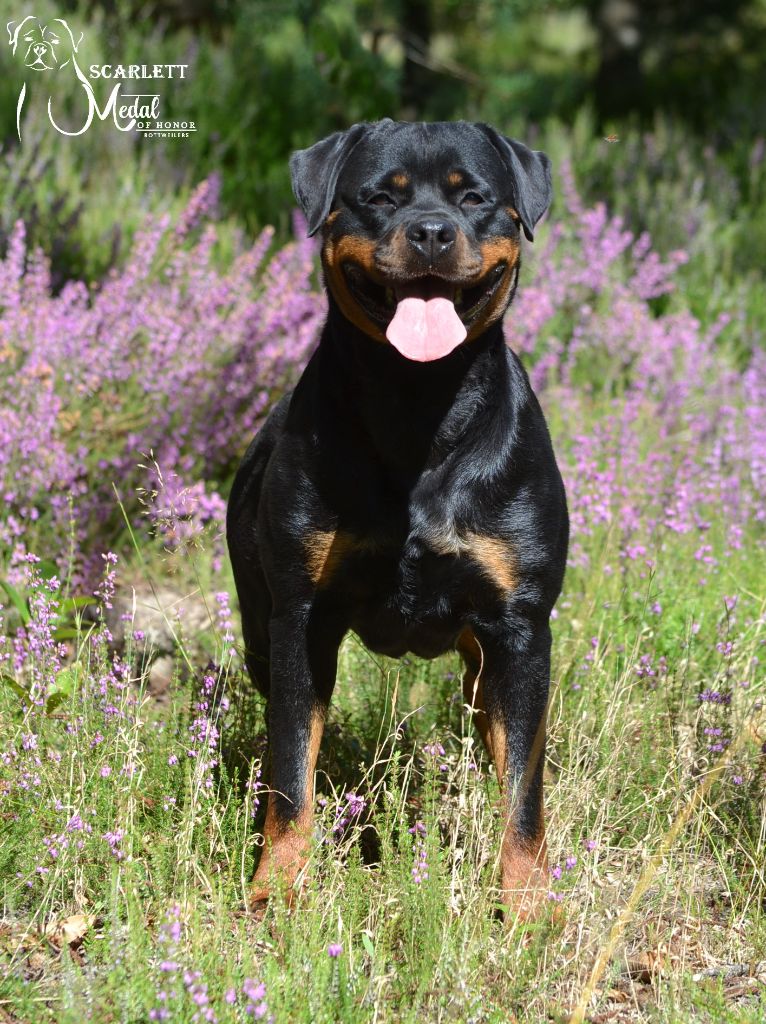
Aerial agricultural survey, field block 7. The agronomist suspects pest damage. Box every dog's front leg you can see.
[249,608,341,909]
[464,620,552,920]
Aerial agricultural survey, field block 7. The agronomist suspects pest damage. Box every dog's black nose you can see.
[405,218,457,262]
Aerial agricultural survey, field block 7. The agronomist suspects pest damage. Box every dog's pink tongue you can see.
[386,296,466,362]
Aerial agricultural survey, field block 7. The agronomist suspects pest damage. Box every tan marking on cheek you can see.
[325,209,340,227]
[448,171,464,187]
[322,235,387,343]
[466,263,517,341]
[451,229,482,278]
[479,237,520,276]
[505,206,520,224]
[325,234,378,274]
[454,237,521,341]
[391,173,409,188]
[373,224,411,276]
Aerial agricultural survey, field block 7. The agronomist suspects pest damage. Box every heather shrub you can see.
[2,164,765,600]
[507,165,765,577]
[537,109,766,337]
[0,178,325,583]
[0,132,209,292]
[0,169,764,1022]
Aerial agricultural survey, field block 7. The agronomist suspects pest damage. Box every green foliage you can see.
[180,0,399,233]
[0,5,764,1012]
[2,0,766,304]
[536,107,766,341]
[1,523,763,1019]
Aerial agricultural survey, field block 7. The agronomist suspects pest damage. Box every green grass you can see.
[1,503,764,1023]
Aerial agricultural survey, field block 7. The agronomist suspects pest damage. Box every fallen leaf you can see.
[45,913,95,947]
[625,948,666,982]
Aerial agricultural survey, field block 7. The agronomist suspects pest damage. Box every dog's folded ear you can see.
[290,121,379,236]
[476,125,552,242]
[7,17,29,49]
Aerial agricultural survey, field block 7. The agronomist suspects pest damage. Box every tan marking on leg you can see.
[489,718,508,782]
[465,534,517,595]
[426,531,517,596]
[304,529,341,586]
[500,817,548,922]
[249,708,325,909]
[456,626,550,921]
[498,706,550,921]
[457,647,547,917]
[304,530,380,588]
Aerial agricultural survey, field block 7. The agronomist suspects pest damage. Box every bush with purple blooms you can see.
[0,155,764,1023]
[0,176,325,583]
[1,165,763,592]
[506,164,765,575]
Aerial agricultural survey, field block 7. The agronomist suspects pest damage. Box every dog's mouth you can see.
[343,263,508,362]
[25,54,54,70]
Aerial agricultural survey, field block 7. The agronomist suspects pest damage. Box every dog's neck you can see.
[316,300,518,477]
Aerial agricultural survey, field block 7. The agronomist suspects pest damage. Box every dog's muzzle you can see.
[25,44,55,70]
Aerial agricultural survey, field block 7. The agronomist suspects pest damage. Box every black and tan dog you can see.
[227,119,569,918]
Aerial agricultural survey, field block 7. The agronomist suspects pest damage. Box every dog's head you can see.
[291,120,552,362]
[6,15,83,72]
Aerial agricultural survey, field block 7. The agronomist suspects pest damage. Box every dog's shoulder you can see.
[227,390,293,527]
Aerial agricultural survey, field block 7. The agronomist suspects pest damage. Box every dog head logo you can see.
[7,14,91,140]
[7,15,83,72]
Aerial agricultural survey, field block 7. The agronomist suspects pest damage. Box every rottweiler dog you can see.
[227,119,569,918]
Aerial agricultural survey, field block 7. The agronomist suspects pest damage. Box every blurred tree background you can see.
[1,0,765,304]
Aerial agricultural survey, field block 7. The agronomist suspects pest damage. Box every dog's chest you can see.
[347,533,464,657]
[338,511,510,658]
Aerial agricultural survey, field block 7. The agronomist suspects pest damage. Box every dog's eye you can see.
[368,193,396,208]
[460,192,485,207]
